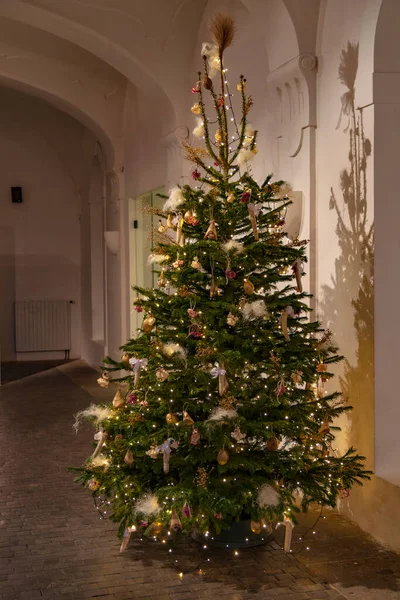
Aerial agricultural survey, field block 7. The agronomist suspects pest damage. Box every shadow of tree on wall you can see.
[320,42,374,483]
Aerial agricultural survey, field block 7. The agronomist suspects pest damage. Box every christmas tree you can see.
[72,14,370,551]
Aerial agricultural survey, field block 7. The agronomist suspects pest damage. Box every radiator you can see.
[15,300,72,358]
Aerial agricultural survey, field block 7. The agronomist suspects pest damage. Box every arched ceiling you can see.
[0,0,318,167]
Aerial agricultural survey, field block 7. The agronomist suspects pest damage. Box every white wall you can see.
[0,88,96,361]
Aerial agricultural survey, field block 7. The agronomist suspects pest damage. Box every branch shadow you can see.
[317,42,396,592]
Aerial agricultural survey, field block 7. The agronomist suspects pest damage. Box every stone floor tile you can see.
[0,361,399,600]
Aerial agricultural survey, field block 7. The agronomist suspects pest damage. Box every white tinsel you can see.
[193,117,205,138]
[163,186,184,212]
[243,124,256,147]
[148,253,170,265]
[134,494,161,516]
[208,407,238,421]
[241,300,267,321]
[73,404,113,433]
[201,42,220,78]
[237,147,256,168]
[257,484,280,508]
[162,342,186,360]
[222,240,244,254]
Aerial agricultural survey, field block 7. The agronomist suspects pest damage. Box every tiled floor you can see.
[0,360,399,600]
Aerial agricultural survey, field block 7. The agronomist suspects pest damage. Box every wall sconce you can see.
[104,231,119,255]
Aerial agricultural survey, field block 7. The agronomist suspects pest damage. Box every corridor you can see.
[0,362,399,600]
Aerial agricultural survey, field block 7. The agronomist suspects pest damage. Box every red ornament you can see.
[186,216,200,226]
[187,308,198,319]
[127,392,138,405]
[217,97,224,107]
[191,84,200,94]
[214,161,220,167]
[225,270,237,279]
[182,502,192,517]
[188,323,203,339]
[134,305,143,313]
[276,383,286,398]
[215,513,223,520]
[190,428,200,446]
[189,330,203,339]
[192,169,201,180]
[240,191,251,203]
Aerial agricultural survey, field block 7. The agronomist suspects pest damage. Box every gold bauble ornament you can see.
[226,192,235,203]
[166,413,179,425]
[250,520,262,535]
[170,509,182,531]
[121,353,130,366]
[158,270,166,288]
[87,478,100,492]
[143,314,156,333]
[266,437,279,452]
[156,367,169,382]
[146,445,158,459]
[191,103,202,115]
[261,519,273,535]
[191,256,203,270]
[112,390,125,409]
[158,219,166,233]
[182,410,194,426]
[227,312,238,326]
[243,279,255,295]
[150,521,163,535]
[97,372,110,388]
[204,220,218,241]
[124,449,134,466]
[217,448,229,466]
[184,209,193,222]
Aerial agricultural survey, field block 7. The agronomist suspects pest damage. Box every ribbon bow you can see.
[210,363,229,396]
[92,427,107,459]
[210,364,226,378]
[129,357,148,386]
[248,202,261,217]
[155,437,179,474]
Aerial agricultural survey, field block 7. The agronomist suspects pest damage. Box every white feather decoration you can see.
[163,186,185,212]
[89,455,110,469]
[243,124,256,147]
[237,147,256,168]
[148,253,170,265]
[193,118,205,138]
[241,300,267,321]
[162,342,186,360]
[134,494,161,516]
[257,484,280,508]
[276,182,293,199]
[222,240,244,254]
[73,404,113,433]
[208,407,238,421]
[201,42,220,78]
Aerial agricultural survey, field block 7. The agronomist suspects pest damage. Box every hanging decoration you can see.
[210,362,229,396]
[129,357,149,387]
[248,202,261,241]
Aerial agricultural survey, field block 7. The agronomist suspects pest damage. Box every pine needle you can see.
[209,13,235,56]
